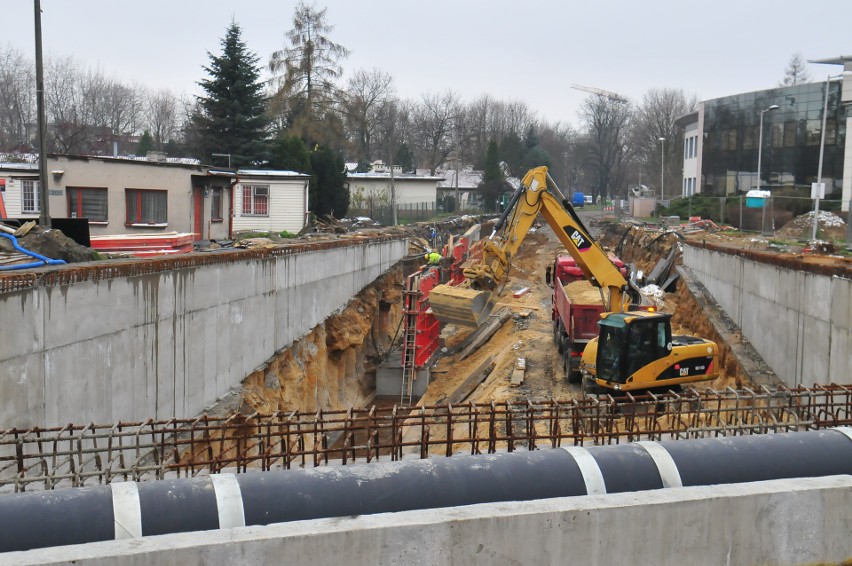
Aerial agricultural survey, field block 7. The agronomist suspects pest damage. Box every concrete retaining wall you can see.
[683,244,851,386]
[0,239,407,428]
[8,476,852,566]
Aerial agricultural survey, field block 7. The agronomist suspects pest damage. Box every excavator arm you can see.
[429,166,636,326]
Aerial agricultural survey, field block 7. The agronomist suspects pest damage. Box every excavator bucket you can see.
[428,284,495,327]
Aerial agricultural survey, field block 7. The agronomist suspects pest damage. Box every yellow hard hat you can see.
[424,253,430,260]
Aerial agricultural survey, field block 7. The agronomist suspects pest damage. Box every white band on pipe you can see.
[210,473,246,529]
[561,446,607,495]
[110,481,142,540]
[834,427,852,443]
[636,441,683,488]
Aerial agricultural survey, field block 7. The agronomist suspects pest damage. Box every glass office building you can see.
[700,81,847,197]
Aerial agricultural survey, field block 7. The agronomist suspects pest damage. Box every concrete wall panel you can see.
[0,240,406,428]
[684,245,851,387]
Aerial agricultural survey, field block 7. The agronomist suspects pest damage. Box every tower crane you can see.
[571,84,629,104]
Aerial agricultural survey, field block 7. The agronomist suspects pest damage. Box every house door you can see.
[192,187,204,240]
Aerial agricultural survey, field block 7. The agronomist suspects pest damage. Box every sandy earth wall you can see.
[0,239,407,428]
[682,244,851,386]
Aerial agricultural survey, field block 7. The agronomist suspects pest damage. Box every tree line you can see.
[1,2,705,216]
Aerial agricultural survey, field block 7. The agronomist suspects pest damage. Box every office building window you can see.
[22,179,40,213]
[68,187,108,222]
[126,189,167,225]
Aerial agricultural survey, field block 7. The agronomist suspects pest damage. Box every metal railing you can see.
[0,385,849,493]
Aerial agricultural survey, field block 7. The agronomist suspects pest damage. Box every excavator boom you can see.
[429,166,635,326]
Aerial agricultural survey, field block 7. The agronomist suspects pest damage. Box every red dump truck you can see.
[550,254,628,382]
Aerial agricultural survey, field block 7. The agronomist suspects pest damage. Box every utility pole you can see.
[34,0,51,227]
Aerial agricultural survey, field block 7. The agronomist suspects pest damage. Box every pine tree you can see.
[191,22,269,168]
[136,130,154,156]
[394,143,415,173]
[309,146,348,217]
[479,139,508,212]
[780,52,811,86]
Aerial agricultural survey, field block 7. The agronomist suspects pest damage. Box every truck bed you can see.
[554,280,605,342]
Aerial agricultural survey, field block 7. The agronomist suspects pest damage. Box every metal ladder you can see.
[400,274,420,406]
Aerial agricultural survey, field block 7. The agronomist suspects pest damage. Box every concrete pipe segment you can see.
[1,427,851,553]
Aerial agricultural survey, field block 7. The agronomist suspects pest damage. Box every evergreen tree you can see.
[479,139,508,212]
[136,130,154,156]
[499,131,524,177]
[191,22,269,168]
[269,134,311,173]
[780,52,811,86]
[394,142,415,173]
[269,2,349,148]
[309,146,348,217]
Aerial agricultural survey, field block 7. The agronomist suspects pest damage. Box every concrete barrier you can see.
[6,475,851,566]
[683,244,851,386]
[0,239,407,428]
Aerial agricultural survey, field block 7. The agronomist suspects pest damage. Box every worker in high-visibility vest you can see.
[424,251,442,265]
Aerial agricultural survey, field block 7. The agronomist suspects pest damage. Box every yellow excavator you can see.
[428,166,719,393]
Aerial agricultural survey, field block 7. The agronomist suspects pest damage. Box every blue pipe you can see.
[0,231,66,271]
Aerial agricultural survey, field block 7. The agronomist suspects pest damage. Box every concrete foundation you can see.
[0,240,407,428]
[376,347,430,401]
[683,244,851,386]
[6,475,851,566]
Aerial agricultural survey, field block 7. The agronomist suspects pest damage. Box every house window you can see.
[68,187,108,222]
[22,179,40,213]
[242,185,269,216]
[126,189,167,225]
[211,188,223,221]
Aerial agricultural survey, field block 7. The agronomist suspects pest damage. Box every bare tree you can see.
[629,88,697,193]
[269,1,349,145]
[578,94,632,201]
[780,52,811,86]
[412,91,460,174]
[0,46,35,151]
[341,68,394,164]
[146,89,180,150]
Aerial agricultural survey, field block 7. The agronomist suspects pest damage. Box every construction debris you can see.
[510,357,526,386]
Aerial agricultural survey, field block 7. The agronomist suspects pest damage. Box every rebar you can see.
[0,385,848,493]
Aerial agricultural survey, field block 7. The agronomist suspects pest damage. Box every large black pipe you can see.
[0,428,849,553]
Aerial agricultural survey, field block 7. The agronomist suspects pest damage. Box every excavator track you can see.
[428,284,495,327]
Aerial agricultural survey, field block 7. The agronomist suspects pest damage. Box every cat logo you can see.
[679,367,689,376]
[569,230,588,250]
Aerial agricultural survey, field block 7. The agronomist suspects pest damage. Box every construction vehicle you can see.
[428,166,719,393]
[550,254,627,383]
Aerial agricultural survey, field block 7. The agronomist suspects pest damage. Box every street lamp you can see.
[658,137,665,201]
[757,104,779,234]
[812,73,848,241]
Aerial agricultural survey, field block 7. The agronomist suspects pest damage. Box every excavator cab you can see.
[586,310,719,392]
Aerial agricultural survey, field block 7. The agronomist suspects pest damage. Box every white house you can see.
[0,156,311,240]
[347,164,443,209]
[232,169,310,235]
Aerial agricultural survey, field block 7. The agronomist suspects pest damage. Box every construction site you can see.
[0,168,851,565]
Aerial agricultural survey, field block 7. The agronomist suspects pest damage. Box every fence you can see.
[0,384,849,493]
[657,196,851,241]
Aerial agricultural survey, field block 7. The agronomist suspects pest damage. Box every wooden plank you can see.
[446,356,496,405]
[458,309,511,361]
[510,357,526,386]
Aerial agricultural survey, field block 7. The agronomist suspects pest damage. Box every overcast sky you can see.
[5,1,851,127]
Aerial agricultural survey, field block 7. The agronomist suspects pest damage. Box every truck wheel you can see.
[565,344,582,384]
[558,333,568,355]
[552,320,560,344]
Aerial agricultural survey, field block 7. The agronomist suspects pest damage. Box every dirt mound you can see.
[0,225,98,263]
[776,211,846,241]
